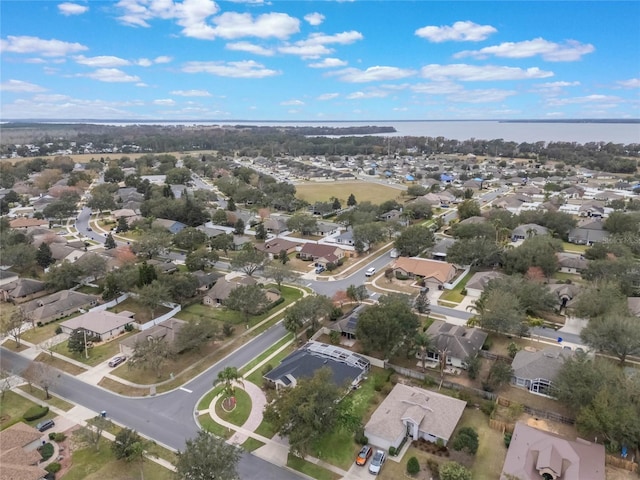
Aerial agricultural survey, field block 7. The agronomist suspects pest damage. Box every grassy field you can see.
[562,241,589,253]
[215,388,252,427]
[0,391,43,430]
[295,181,405,205]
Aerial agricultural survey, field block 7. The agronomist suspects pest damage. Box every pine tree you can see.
[347,193,357,206]
[104,233,116,249]
[36,242,53,268]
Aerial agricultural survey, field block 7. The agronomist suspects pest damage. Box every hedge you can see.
[45,462,61,474]
[39,443,54,461]
[23,405,49,421]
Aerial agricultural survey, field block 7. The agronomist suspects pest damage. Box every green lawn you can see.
[439,270,475,304]
[21,320,63,345]
[287,454,341,480]
[197,385,224,411]
[254,417,278,439]
[239,333,293,376]
[457,408,507,479]
[215,388,252,427]
[198,414,234,439]
[52,332,134,367]
[242,437,265,452]
[17,385,74,411]
[562,241,588,253]
[0,391,42,430]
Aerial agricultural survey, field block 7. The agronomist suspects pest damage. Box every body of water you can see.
[24,119,640,145]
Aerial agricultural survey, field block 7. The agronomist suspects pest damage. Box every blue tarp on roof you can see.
[440,174,454,182]
[405,174,415,181]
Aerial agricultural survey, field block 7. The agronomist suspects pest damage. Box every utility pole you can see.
[83,328,89,359]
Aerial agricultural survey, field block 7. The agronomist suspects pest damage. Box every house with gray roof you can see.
[501,422,605,480]
[465,271,505,297]
[424,320,488,369]
[511,223,549,242]
[202,276,257,306]
[21,290,98,325]
[264,341,369,390]
[556,252,589,274]
[568,220,609,245]
[153,218,187,234]
[364,383,466,451]
[60,310,135,341]
[511,347,573,397]
[0,278,47,303]
[328,305,365,340]
[119,318,186,356]
[547,283,581,310]
[0,422,47,480]
[430,237,455,261]
[0,270,19,286]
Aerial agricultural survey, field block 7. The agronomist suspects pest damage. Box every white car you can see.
[368,450,386,475]
[365,267,376,277]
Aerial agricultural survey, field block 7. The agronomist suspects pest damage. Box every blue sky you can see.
[1,0,639,121]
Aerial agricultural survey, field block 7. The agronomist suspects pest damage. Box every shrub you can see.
[267,297,285,310]
[504,432,512,447]
[48,432,66,441]
[45,462,61,474]
[426,458,440,477]
[407,456,420,475]
[381,383,393,395]
[389,446,397,456]
[222,322,235,337]
[440,461,472,480]
[54,326,63,334]
[451,427,479,455]
[507,342,520,358]
[329,331,340,345]
[460,288,467,296]
[481,337,493,350]
[354,429,368,446]
[395,272,409,280]
[261,363,273,376]
[326,262,336,271]
[23,405,49,421]
[124,323,134,332]
[39,443,54,461]
[480,401,496,417]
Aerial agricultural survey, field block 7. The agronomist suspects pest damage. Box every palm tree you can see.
[216,366,243,409]
[414,332,433,371]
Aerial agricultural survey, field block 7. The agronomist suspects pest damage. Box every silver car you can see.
[368,450,386,475]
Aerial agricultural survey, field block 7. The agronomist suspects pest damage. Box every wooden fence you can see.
[496,396,575,425]
[605,454,638,472]
[489,418,515,434]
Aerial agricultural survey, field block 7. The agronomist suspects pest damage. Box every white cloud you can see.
[454,38,594,62]
[0,35,87,57]
[226,41,274,56]
[537,81,580,88]
[84,68,141,82]
[333,66,416,83]
[137,56,173,66]
[137,58,153,67]
[317,93,339,101]
[170,89,211,96]
[75,55,131,67]
[278,44,332,58]
[411,82,463,95]
[279,31,363,58]
[24,58,47,64]
[154,55,173,64]
[420,64,553,81]
[415,21,496,42]
[136,82,149,87]
[346,90,389,99]
[182,60,280,78]
[153,98,176,105]
[446,88,516,103]
[617,78,640,89]
[308,57,347,68]
[547,94,621,106]
[304,12,325,26]
[281,99,304,106]
[2,96,139,119]
[0,79,47,92]
[212,12,300,40]
[58,2,88,15]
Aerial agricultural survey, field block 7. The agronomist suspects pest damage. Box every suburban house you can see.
[299,243,345,266]
[568,220,609,245]
[59,310,135,341]
[0,278,47,303]
[511,347,573,397]
[147,259,178,275]
[364,384,466,451]
[511,223,549,242]
[203,276,257,306]
[263,216,289,235]
[21,290,99,325]
[391,257,458,289]
[0,270,19,286]
[328,305,365,340]
[556,253,589,274]
[547,283,581,310]
[430,237,455,261]
[424,320,488,369]
[312,221,340,236]
[0,422,47,480]
[465,271,505,297]
[49,243,86,263]
[264,341,369,390]
[191,270,223,292]
[9,217,49,229]
[628,297,640,317]
[254,238,299,259]
[501,422,605,480]
[152,218,187,234]
[119,318,186,356]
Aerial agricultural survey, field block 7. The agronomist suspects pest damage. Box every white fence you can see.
[89,293,130,312]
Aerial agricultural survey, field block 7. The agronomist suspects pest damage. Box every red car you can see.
[355,445,372,466]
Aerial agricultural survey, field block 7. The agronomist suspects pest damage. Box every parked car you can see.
[365,267,376,277]
[315,265,325,274]
[86,227,92,231]
[368,450,386,475]
[36,419,55,432]
[355,445,372,466]
[108,356,126,368]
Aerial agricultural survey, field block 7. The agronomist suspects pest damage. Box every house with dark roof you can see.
[264,341,369,390]
[556,252,589,274]
[511,347,573,397]
[21,290,98,325]
[299,243,345,267]
[547,283,581,310]
[0,422,47,480]
[511,223,549,242]
[0,278,47,303]
[191,270,223,292]
[568,220,609,245]
[0,270,19,286]
[430,237,455,261]
[364,384,466,451]
[328,305,365,340]
[465,271,506,297]
[152,218,187,234]
[201,276,278,306]
[501,422,605,480]
[424,320,488,369]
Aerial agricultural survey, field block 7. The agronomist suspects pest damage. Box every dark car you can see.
[36,419,55,432]
[355,445,372,466]
[108,356,126,367]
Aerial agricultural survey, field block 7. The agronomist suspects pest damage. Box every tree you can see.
[475,289,528,336]
[104,232,117,249]
[135,280,170,319]
[414,332,433,370]
[554,354,621,409]
[22,361,58,399]
[230,244,267,277]
[210,233,234,256]
[78,415,111,451]
[1,243,37,272]
[137,261,157,286]
[356,294,420,358]
[233,218,245,235]
[503,235,562,278]
[36,242,53,269]
[185,248,219,272]
[175,430,241,480]
[264,367,346,457]
[446,237,502,268]
[580,315,640,364]
[129,336,174,378]
[571,280,628,318]
[87,187,116,213]
[104,166,125,183]
[224,284,269,322]
[353,222,385,249]
[286,213,317,236]
[264,262,296,288]
[116,216,129,233]
[485,361,514,391]
[439,461,472,480]
[46,260,82,290]
[283,295,333,335]
[451,427,479,455]
[332,197,341,210]
[175,320,219,353]
[131,227,172,259]
[414,290,430,314]
[226,197,236,211]
[347,193,357,206]
[112,428,143,460]
[457,199,481,220]
[76,253,107,282]
[1,309,27,347]
[68,328,100,357]
[254,222,267,240]
[172,227,207,252]
[346,284,369,304]
[216,366,243,405]
[394,225,435,257]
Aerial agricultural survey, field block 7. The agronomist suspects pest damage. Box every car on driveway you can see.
[36,419,55,432]
[368,450,386,475]
[108,356,126,368]
[365,267,376,277]
[355,445,372,466]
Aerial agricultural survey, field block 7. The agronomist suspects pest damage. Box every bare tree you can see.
[1,308,27,347]
[22,361,58,399]
[0,370,14,400]
[77,415,111,451]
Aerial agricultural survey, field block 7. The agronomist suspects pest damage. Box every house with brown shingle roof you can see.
[501,422,605,480]
[364,383,466,451]
[9,218,49,229]
[391,257,458,287]
[425,320,488,369]
[254,238,300,259]
[299,243,344,267]
[21,290,99,325]
[202,276,257,306]
[59,310,135,341]
[0,422,47,480]
[0,278,47,303]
